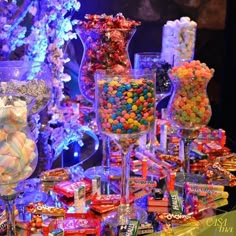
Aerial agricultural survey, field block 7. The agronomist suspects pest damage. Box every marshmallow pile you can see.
[0,96,37,194]
[161,17,197,66]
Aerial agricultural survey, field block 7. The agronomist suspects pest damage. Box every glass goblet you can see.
[166,60,214,184]
[134,52,172,152]
[0,95,38,236]
[95,69,156,226]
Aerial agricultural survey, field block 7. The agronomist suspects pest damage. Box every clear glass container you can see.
[0,60,52,115]
[77,28,136,105]
[0,94,38,235]
[167,60,214,178]
[95,69,156,226]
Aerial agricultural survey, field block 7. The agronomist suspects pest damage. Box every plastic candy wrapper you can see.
[53,179,92,198]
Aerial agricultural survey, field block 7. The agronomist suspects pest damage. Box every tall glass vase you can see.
[167,60,214,182]
[77,27,136,105]
[0,60,52,235]
[95,69,156,226]
[77,14,140,184]
[0,95,38,236]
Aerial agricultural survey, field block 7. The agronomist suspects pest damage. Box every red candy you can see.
[76,13,141,103]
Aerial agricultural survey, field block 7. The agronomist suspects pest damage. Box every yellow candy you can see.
[127,98,133,104]
[132,105,138,111]
[128,118,134,124]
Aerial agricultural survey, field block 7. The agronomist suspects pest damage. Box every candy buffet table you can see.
[1,124,236,236]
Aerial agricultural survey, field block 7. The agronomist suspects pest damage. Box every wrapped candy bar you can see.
[118,219,139,236]
[25,202,65,217]
[155,212,199,225]
[40,168,71,182]
[53,179,92,198]
[206,162,236,186]
[91,194,121,205]
[56,218,101,235]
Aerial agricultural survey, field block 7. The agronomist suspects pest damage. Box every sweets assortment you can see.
[167,60,214,129]
[6,131,235,235]
[76,13,140,103]
[161,16,197,66]
[0,13,235,236]
[0,96,37,194]
[96,74,156,136]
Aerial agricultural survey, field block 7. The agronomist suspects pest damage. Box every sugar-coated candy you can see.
[167,60,214,129]
[97,75,155,135]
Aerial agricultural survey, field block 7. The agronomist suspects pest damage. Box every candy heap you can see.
[1,79,51,114]
[167,60,214,129]
[184,182,229,215]
[161,17,197,66]
[0,96,37,194]
[97,74,155,135]
[76,13,140,103]
[134,52,172,97]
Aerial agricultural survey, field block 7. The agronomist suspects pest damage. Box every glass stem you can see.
[118,143,133,226]
[1,193,17,236]
[120,145,132,206]
[102,135,110,167]
[182,138,192,174]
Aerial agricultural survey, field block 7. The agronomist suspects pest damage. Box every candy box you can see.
[53,179,92,198]
[147,196,169,207]
[42,218,57,236]
[90,204,118,214]
[40,168,70,182]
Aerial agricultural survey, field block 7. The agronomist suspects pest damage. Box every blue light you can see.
[74,151,79,157]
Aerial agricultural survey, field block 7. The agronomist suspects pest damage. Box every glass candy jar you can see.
[76,13,140,104]
[167,60,214,130]
[167,60,214,176]
[0,95,38,235]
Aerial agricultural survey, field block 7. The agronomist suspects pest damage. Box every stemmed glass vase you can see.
[134,52,172,151]
[95,69,156,226]
[77,16,140,183]
[166,60,214,181]
[0,60,52,235]
[0,95,38,236]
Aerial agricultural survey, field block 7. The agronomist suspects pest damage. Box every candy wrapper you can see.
[25,202,65,217]
[40,168,71,182]
[53,179,92,198]
[56,218,101,235]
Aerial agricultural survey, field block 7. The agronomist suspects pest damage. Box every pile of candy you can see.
[0,96,37,194]
[76,13,141,103]
[97,75,155,135]
[167,60,214,129]
[161,16,197,66]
